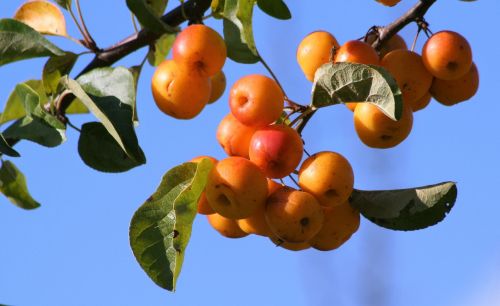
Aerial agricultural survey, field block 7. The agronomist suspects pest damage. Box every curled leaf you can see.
[0,160,40,210]
[130,159,213,291]
[312,62,403,121]
[350,182,457,231]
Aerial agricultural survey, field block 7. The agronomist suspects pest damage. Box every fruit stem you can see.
[74,0,99,51]
[56,0,212,116]
[372,0,437,51]
[258,54,306,111]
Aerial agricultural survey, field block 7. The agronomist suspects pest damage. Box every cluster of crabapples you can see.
[149,24,358,251]
[193,98,359,251]
[151,24,227,119]
[297,29,479,148]
[150,21,478,250]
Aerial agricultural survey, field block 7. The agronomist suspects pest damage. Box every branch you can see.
[372,0,436,50]
[58,0,211,113]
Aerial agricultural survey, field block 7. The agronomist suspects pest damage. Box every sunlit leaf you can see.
[130,159,213,291]
[350,182,457,231]
[0,18,64,67]
[0,160,40,210]
[14,0,68,36]
[222,0,259,63]
[129,65,142,125]
[42,52,78,95]
[1,83,66,148]
[256,0,291,20]
[312,62,403,120]
[147,33,176,67]
[211,0,225,18]
[78,122,145,172]
[61,70,145,164]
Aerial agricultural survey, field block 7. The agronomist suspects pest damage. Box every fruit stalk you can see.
[57,0,212,115]
[373,0,436,51]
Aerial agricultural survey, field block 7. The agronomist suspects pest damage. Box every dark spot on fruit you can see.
[300,217,309,227]
[446,61,458,71]
[381,134,393,140]
[217,194,231,206]
[325,189,338,199]
[238,96,249,107]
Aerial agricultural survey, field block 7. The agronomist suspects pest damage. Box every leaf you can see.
[222,0,259,63]
[147,33,176,67]
[0,160,40,210]
[54,0,72,10]
[76,67,136,108]
[256,0,291,20]
[61,72,145,164]
[144,0,169,16]
[0,18,65,67]
[1,80,85,126]
[350,182,457,231]
[211,0,225,18]
[129,66,142,125]
[2,83,66,147]
[0,134,20,157]
[43,52,78,95]
[311,62,403,120]
[78,122,145,173]
[13,0,68,36]
[3,116,65,147]
[1,83,30,125]
[126,0,178,35]
[130,159,213,291]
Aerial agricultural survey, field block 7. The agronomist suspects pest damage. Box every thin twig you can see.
[68,5,87,43]
[372,0,437,51]
[66,120,81,133]
[258,54,287,97]
[131,13,139,34]
[75,0,98,51]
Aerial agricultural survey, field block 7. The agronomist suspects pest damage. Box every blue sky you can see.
[1,1,499,305]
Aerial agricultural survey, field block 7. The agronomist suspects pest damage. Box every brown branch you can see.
[58,0,211,114]
[372,0,436,51]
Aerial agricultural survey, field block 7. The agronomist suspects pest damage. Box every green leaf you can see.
[350,182,457,231]
[76,67,136,108]
[1,84,30,125]
[126,0,178,34]
[1,80,86,126]
[43,52,78,95]
[211,0,225,18]
[0,18,64,67]
[2,83,66,147]
[222,0,259,63]
[0,160,40,210]
[311,62,403,121]
[61,71,145,164]
[3,116,65,147]
[147,33,176,67]
[144,0,169,16]
[129,66,142,125]
[256,0,291,20]
[130,159,213,291]
[54,0,72,10]
[78,122,145,173]
[0,134,20,157]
